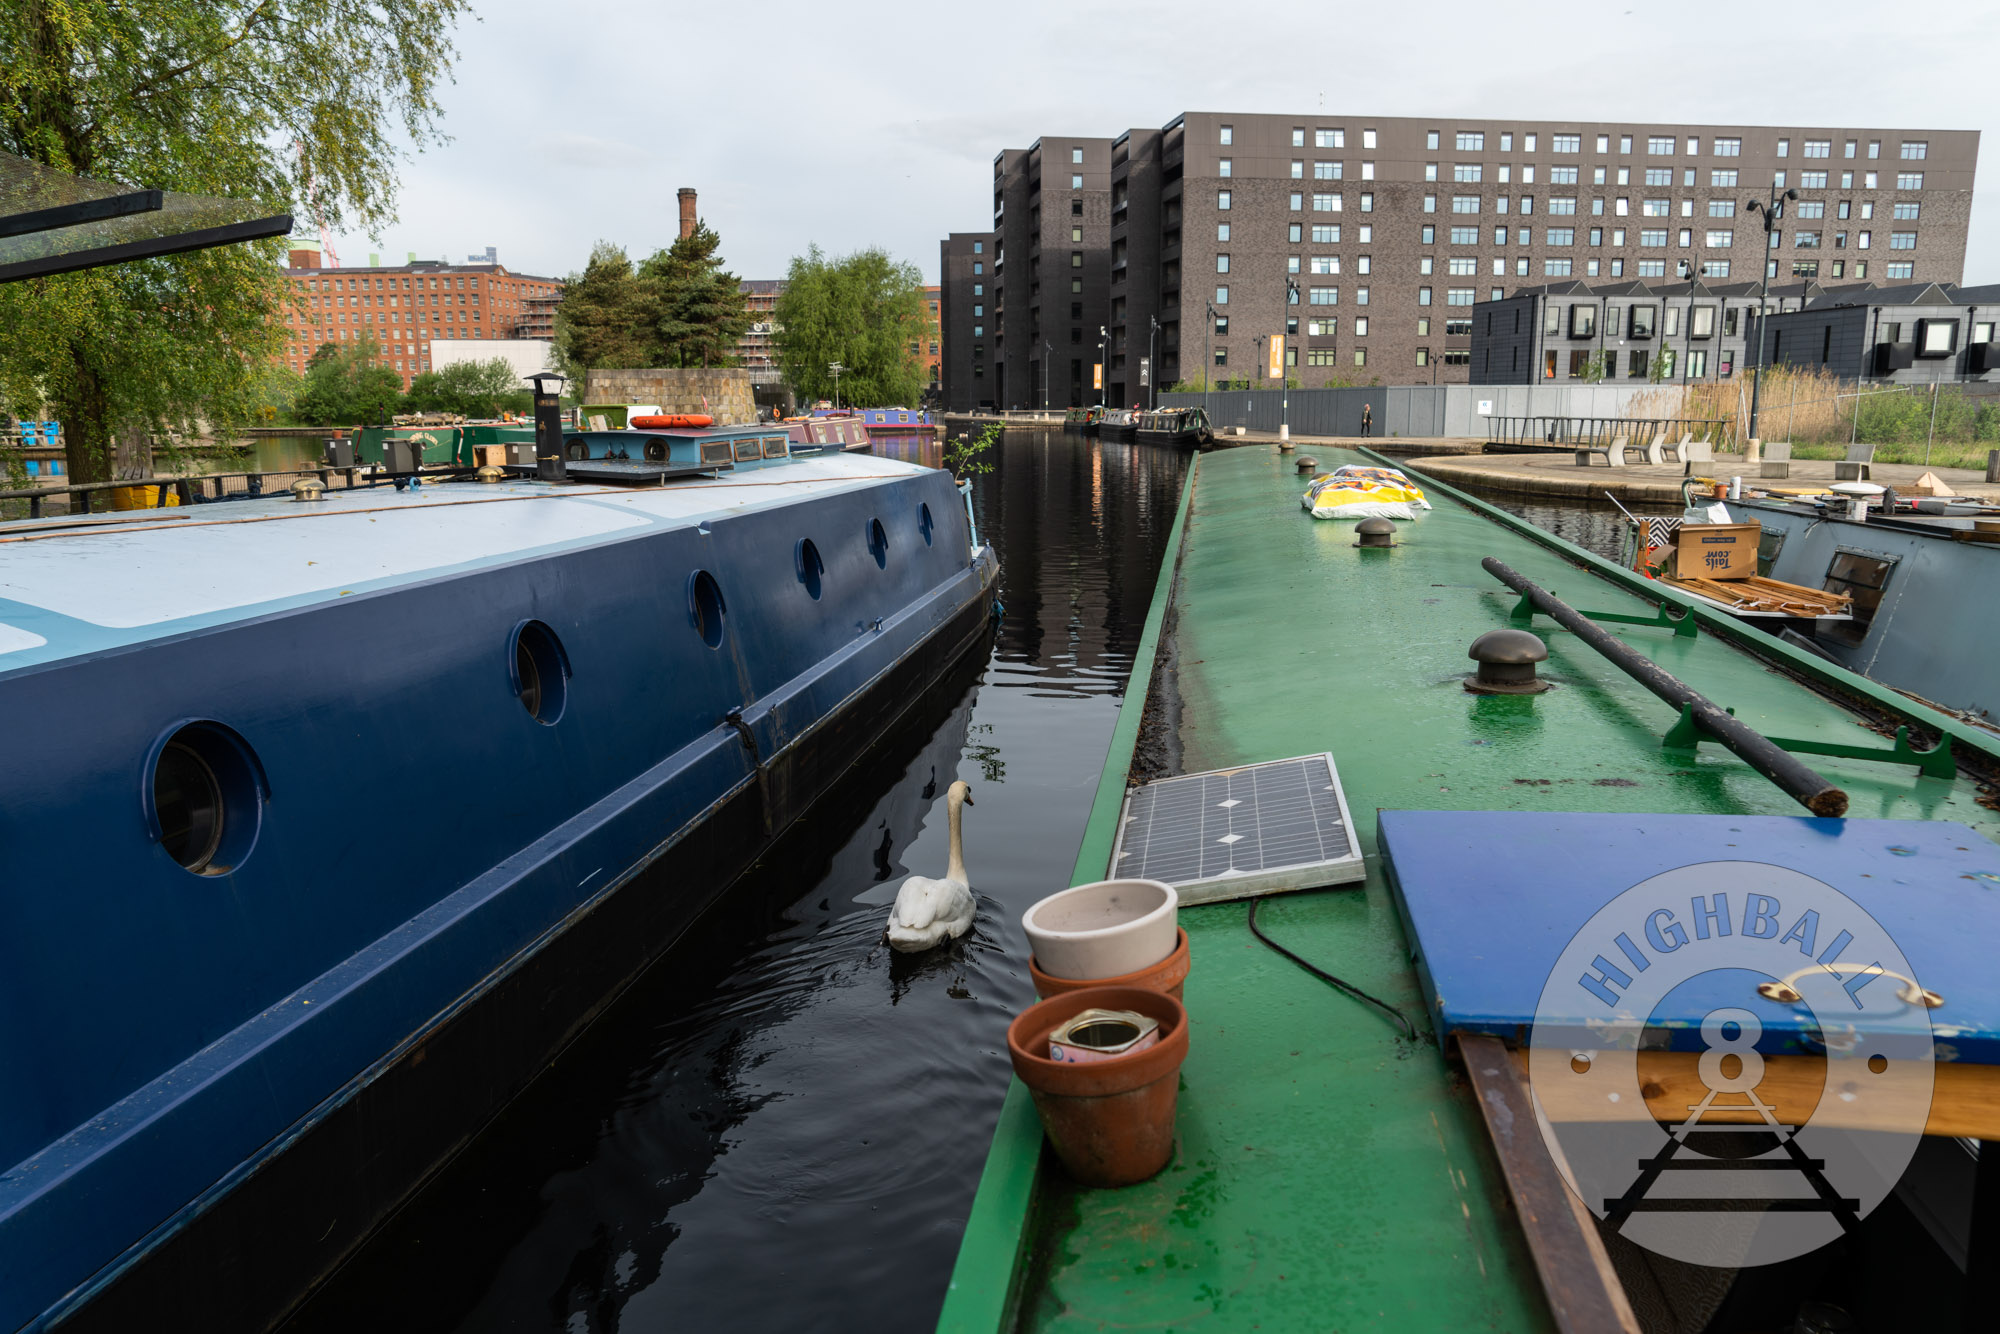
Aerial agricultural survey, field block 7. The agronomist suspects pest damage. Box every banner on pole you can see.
[1092,362,1103,390]
[1268,336,1284,380]
[1140,357,1150,387]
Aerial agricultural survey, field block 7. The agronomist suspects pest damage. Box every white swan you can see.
[886,781,975,952]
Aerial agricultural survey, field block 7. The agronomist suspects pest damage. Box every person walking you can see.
[1359,403,1373,438]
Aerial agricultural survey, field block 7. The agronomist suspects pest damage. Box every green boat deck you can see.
[938,444,2000,1333]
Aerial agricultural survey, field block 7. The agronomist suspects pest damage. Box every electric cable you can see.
[1246,896,1419,1041]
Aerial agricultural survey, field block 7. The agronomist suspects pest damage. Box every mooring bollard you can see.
[1988,449,2000,484]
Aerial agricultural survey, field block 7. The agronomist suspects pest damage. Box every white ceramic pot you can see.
[1022,879,1179,982]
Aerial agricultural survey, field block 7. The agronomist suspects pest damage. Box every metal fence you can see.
[1483,416,1729,448]
[1157,383,1677,439]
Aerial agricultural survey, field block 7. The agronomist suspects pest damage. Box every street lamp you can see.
[1204,301,1218,422]
[1149,314,1160,410]
[1043,339,1053,410]
[1281,277,1299,440]
[828,361,844,411]
[1743,186,1799,442]
[1676,258,1707,389]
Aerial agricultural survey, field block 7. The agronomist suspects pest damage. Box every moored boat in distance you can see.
[1062,406,1104,435]
[1132,405,1213,449]
[0,421,997,1331]
[1097,408,1139,442]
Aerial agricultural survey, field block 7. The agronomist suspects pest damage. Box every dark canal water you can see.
[286,430,1190,1333]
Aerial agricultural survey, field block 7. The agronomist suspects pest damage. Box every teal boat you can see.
[940,444,2000,1333]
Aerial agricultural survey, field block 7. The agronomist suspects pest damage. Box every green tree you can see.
[552,242,653,378]
[0,0,468,485]
[773,245,928,407]
[638,222,752,368]
[417,358,518,417]
[294,331,404,425]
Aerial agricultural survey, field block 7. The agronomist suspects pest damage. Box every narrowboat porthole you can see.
[919,503,935,546]
[155,742,223,872]
[511,620,571,724]
[566,440,588,461]
[868,518,889,569]
[147,721,267,875]
[796,539,825,600]
[689,571,727,648]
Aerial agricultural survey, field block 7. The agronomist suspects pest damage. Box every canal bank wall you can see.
[1159,383,1669,439]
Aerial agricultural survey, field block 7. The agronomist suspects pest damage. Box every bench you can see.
[1573,435,1646,467]
[1760,441,1793,479]
[1835,442,1875,481]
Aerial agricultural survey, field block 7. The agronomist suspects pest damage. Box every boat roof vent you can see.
[1110,752,1364,905]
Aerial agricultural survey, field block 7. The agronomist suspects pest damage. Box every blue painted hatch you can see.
[1379,810,2000,1062]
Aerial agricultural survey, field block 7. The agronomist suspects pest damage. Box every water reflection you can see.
[287,428,1189,1334]
[1476,492,1679,564]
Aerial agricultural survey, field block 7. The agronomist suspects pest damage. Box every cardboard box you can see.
[1674,522,1760,580]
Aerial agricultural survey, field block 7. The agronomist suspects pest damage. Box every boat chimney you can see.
[1464,628,1551,694]
[678,188,698,240]
[526,372,569,483]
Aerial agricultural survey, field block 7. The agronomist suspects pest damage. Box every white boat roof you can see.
[0,453,933,673]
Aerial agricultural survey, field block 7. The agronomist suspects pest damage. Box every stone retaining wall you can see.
[583,369,757,425]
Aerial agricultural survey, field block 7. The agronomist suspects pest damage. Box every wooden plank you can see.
[1520,1049,2000,1141]
[1459,1034,1643,1334]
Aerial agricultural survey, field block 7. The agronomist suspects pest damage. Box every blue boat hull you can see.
[0,467,997,1330]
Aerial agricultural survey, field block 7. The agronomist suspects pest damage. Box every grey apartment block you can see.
[939,233,992,411]
[947,114,1975,393]
[1469,278,1844,386]
[1755,281,2000,384]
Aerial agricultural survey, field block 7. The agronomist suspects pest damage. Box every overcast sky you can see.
[328,0,2000,287]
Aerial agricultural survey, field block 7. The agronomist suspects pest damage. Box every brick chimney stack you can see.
[677,188,698,240]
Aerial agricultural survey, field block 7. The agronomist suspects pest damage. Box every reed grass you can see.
[1623,367,2000,471]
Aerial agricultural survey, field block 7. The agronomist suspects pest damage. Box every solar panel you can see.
[1110,753,1364,904]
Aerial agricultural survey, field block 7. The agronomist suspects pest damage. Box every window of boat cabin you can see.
[1822,552,1894,647]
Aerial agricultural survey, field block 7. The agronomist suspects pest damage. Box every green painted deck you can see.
[940,445,2000,1334]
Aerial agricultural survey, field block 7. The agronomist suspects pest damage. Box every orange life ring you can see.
[628,413,713,429]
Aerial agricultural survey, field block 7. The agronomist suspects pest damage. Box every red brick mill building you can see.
[279,243,563,390]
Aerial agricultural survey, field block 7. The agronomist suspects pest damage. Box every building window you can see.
[1219,158,1232,177]
[1314,160,1342,179]
[1445,287,1475,306]
[1642,198,1669,217]
[1288,255,1301,273]
[1071,251,1083,267]
[1707,200,1736,218]
[1893,201,1921,220]
[1216,253,1231,272]
[1317,128,1343,148]
[1552,133,1580,153]
[1289,223,1304,242]
[1644,167,1672,186]
[1217,222,1230,241]
[1214,314,1228,334]
[1546,227,1575,246]
[1795,231,1820,248]
[1711,137,1742,157]
[1309,318,1337,335]
[1545,258,1573,276]
[972,262,982,274]
[1217,189,1231,210]
[1309,286,1338,305]
[1642,135,1671,155]
[1360,193,1374,212]
[1290,192,1304,210]
[1214,347,1227,366]
[1214,285,1229,304]
[973,325,983,337]
[1548,197,1577,215]
[1803,139,1831,158]
[1900,140,1928,160]
[1776,137,1790,157]
[1889,232,1917,250]
[1313,193,1340,211]
[1217,126,1231,146]
[1311,255,1340,274]
[1791,259,1818,278]
[1355,316,1370,337]
[1636,260,1665,277]
[1072,226,1084,240]
[972,304,982,317]
[1897,172,1924,190]
[1447,256,1477,275]
[1449,226,1478,245]
[1794,201,1825,219]
[1452,163,1482,183]
[1864,172,1878,190]
[1291,160,1305,179]
[1071,174,1082,188]
[1704,229,1733,248]
[1800,171,1828,189]
[1639,229,1667,247]
[1293,128,1306,147]
[1456,131,1484,151]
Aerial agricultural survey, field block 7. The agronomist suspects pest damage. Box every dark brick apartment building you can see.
[943,113,1976,406]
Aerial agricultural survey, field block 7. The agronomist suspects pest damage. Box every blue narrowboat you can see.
[0,446,997,1329]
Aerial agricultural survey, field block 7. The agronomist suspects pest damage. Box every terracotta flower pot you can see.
[1030,928,1190,1002]
[1007,985,1188,1187]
